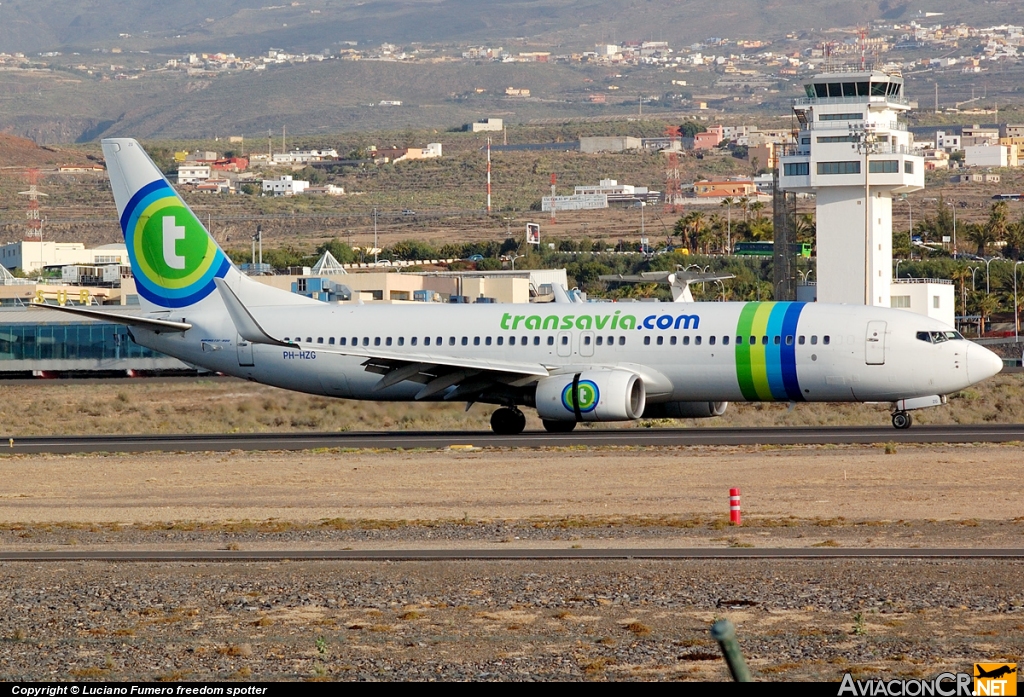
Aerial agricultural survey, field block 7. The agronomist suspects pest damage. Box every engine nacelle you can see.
[642,401,729,419]
[535,370,646,422]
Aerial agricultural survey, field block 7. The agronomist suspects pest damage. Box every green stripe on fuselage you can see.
[735,302,776,401]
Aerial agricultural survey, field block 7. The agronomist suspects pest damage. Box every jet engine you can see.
[642,401,729,419]
[535,370,646,422]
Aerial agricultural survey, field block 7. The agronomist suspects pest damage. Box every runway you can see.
[6,423,1024,453]
[2,548,1023,562]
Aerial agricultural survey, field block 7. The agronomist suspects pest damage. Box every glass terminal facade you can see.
[0,322,161,362]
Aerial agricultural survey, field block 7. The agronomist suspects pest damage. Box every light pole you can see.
[373,207,378,265]
[945,200,957,257]
[685,264,711,291]
[1015,260,1024,340]
[985,257,995,295]
[853,124,883,305]
[969,266,982,292]
[901,194,913,259]
[798,269,813,283]
[714,279,726,302]
[895,259,904,280]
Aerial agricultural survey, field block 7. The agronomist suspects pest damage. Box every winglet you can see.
[214,278,296,347]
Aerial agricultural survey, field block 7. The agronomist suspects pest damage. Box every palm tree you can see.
[1004,218,1024,261]
[738,196,751,223]
[974,292,1000,337]
[720,197,735,252]
[963,222,997,258]
[988,200,1009,246]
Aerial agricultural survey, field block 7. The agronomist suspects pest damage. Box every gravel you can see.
[0,558,1021,681]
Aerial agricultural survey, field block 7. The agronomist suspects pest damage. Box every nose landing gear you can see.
[891,410,913,429]
[490,407,527,435]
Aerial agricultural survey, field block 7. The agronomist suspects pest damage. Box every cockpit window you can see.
[917,330,964,344]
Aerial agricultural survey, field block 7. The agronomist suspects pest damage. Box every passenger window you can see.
[449,337,456,346]
[436,337,442,345]
[374,337,381,346]
[547,336,554,346]
[798,336,805,345]
[362,337,369,346]
[596,336,604,346]
[533,336,540,346]
[339,338,347,346]
[398,337,404,346]
[811,336,818,345]
[608,336,614,345]
[618,337,625,346]
[284,337,290,342]
[306,337,312,343]
[644,336,651,345]
[485,337,491,346]
[656,336,664,345]
[749,336,756,345]
[709,336,716,346]
[329,337,336,345]
[774,336,780,345]
[509,336,516,346]
[411,337,417,346]
[424,337,431,346]
[561,335,568,345]
[473,337,480,346]
[583,335,591,345]
[785,336,793,345]
[695,336,702,346]
[461,337,468,346]
[823,335,831,345]
[723,336,730,345]
[497,337,503,346]
[670,336,677,345]
[385,337,392,346]
[683,336,690,345]
[735,336,742,345]
[317,337,324,344]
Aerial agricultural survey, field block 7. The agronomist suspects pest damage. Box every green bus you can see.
[733,241,812,258]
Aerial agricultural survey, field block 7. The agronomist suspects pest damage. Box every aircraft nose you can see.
[967,342,1003,383]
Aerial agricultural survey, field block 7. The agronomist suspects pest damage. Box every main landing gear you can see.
[891,410,913,430]
[490,407,526,435]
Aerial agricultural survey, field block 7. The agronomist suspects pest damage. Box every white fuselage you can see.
[132,299,994,406]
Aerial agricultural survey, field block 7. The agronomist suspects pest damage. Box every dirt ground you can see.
[1,443,1021,534]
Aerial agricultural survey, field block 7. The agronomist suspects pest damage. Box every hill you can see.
[1,1,1019,55]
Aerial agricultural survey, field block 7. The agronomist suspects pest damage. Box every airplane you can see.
[40,138,1003,434]
[975,665,1016,680]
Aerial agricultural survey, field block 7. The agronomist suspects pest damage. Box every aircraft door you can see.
[865,321,886,365]
[237,334,255,367]
[557,331,572,357]
[580,331,595,357]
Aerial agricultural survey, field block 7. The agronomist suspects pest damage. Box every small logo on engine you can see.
[562,380,599,413]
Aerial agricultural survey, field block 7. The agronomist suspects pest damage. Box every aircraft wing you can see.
[30,303,192,332]
[214,278,550,400]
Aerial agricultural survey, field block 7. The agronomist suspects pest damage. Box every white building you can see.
[965,144,1010,168]
[270,149,339,165]
[0,242,127,275]
[889,279,955,327]
[936,130,961,151]
[177,164,211,185]
[423,142,443,158]
[471,118,503,132]
[262,175,309,196]
[779,69,925,309]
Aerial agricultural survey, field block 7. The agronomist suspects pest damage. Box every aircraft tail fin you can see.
[101,138,235,311]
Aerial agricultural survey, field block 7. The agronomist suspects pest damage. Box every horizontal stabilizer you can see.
[31,303,192,332]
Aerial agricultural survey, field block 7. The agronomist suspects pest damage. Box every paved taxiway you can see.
[8,423,1024,453]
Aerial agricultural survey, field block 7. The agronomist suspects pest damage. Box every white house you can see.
[262,175,309,196]
[965,144,1011,168]
[177,164,211,185]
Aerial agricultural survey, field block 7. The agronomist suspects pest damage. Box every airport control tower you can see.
[779,70,924,307]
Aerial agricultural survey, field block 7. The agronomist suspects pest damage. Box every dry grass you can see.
[1,372,1023,438]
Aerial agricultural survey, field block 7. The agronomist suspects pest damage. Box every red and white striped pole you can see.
[729,488,742,526]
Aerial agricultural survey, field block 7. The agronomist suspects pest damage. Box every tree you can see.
[935,195,954,241]
[987,200,1010,249]
[316,239,357,264]
[963,222,996,258]
[1004,217,1024,261]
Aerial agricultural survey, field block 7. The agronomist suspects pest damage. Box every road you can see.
[6,423,1024,454]
[2,548,1022,562]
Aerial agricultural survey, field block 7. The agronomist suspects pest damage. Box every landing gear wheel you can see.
[542,419,577,433]
[891,411,913,429]
[490,407,526,435]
